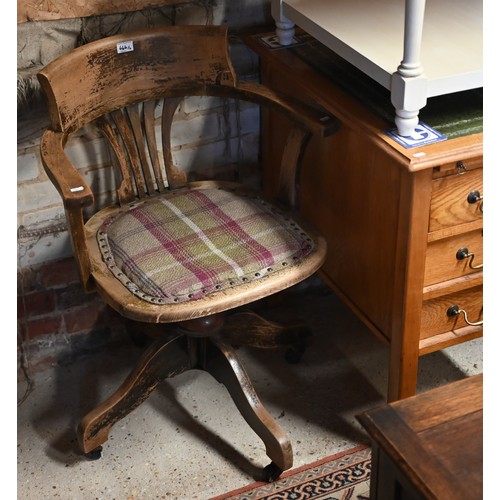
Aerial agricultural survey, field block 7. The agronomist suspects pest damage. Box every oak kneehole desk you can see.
[246,33,483,402]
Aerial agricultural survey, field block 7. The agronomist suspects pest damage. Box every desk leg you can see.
[387,169,432,402]
[388,330,420,402]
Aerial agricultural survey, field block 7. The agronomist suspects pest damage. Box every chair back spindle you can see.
[97,98,186,204]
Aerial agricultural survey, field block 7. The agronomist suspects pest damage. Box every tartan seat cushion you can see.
[97,187,315,304]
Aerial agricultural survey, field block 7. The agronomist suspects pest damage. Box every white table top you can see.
[282,0,483,98]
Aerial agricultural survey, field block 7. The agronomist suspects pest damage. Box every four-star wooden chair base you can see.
[77,311,310,481]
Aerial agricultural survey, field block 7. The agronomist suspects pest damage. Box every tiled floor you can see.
[17,280,483,499]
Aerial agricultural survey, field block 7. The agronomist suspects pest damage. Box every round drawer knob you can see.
[467,190,483,212]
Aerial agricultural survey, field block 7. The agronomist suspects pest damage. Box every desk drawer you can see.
[421,284,483,339]
[424,229,483,286]
[429,167,482,232]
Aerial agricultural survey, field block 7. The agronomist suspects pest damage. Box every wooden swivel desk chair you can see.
[37,25,338,480]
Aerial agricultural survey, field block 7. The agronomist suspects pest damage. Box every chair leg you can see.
[202,336,293,476]
[77,332,192,455]
[221,310,313,363]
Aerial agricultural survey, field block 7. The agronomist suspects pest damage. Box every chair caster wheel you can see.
[285,327,312,364]
[263,461,283,482]
[130,331,149,347]
[285,346,304,364]
[84,446,103,460]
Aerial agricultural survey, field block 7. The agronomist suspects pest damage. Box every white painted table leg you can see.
[391,73,428,137]
[271,0,296,46]
[390,0,428,136]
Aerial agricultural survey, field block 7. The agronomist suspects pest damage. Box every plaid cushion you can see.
[97,188,314,304]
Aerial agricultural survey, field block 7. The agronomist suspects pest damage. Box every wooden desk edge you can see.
[244,31,483,172]
[356,374,483,499]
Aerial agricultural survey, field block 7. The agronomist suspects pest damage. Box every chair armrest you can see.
[40,129,94,210]
[217,81,340,209]
[226,81,340,137]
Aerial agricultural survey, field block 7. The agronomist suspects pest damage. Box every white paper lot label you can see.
[117,41,134,54]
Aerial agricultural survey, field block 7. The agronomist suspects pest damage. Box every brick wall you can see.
[18,257,128,374]
[17,0,275,371]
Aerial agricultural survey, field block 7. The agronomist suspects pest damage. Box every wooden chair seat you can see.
[37,25,338,481]
[88,181,326,322]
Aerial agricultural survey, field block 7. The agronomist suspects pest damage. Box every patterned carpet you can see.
[211,445,371,500]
